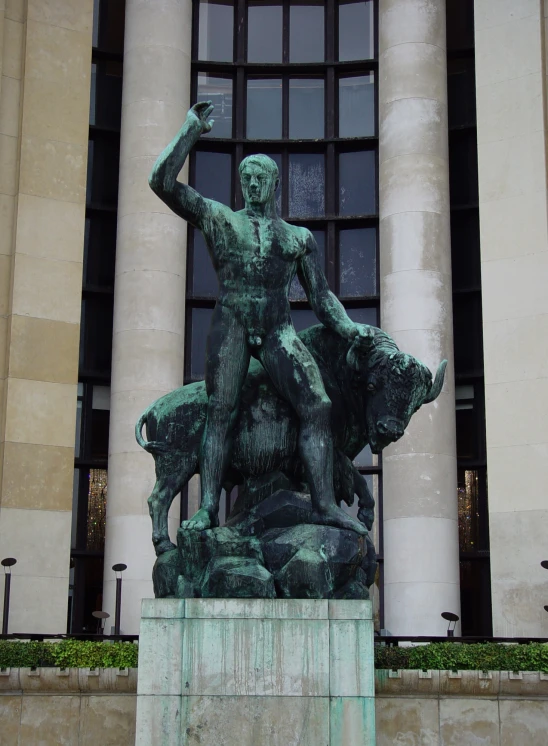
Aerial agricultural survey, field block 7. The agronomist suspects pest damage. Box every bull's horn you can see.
[423,359,447,404]
[346,327,374,371]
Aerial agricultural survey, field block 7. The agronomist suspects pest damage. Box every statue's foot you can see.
[315,504,368,536]
[181,507,219,532]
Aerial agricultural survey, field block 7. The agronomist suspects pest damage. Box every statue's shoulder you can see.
[279,220,313,250]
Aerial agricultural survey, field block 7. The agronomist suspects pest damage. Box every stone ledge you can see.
[375,669,548,697]
[141,597,373,620]
[0,667,138,693]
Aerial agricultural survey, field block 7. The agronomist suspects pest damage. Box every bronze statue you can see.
[149,101,370,537]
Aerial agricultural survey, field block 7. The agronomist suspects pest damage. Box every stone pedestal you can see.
[135,598,375,745]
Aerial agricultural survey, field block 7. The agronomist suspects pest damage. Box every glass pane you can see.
[339,0,374,61]
[97,0,125,54]
[195,150,231,204]
[448,58,476,128]
[353,445,378,468]
[92,0,100,46]
[247,78,282,139]
[80,297,114,373]
[87,135,120,206]
[346,306,378,326]
[86,468,107,551]
[75,399,83,457]
[339,227,376,297]
[289,153,325,217]
[290,2,324,62]
[197,74,233,138]
[89,60,123,129]
[290,229,325,300]
[198,0,234,61]
[289,79,324,139]
[71,470,80,547]
[248,2,282,62]
[91,409,109,459]
[449,130,479,205]
[458,469,480,552]
[84,214,116,287]
[339,150,376,216]
[291,309,318,333]
[339,74,375,138]
[191,308,214,378]
[192,230,218,297]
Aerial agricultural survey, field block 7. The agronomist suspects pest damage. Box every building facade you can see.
[0,0,546,640]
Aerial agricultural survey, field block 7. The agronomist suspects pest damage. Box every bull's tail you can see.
[135,408,170,454]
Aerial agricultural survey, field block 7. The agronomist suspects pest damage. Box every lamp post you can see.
[92,610,110,635]
[2,558,17,635]
[441,611,459,638]
[112,563,127,635]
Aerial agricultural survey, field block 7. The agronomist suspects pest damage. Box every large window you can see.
[70,0,125,634]
[447,0,491,636]
[186,0,382,624]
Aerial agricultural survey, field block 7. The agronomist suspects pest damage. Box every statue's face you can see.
[240,163,278,206]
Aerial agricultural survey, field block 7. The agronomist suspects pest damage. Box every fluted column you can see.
[378,0,460,635]
[103,0,192,633]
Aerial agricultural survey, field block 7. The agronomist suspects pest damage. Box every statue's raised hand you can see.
[188,100,215,134]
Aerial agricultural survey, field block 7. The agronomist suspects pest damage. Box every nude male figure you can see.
[149,101,367,536]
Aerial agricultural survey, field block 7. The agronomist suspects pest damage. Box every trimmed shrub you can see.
[0,639,138,669]
[374,642,548,673]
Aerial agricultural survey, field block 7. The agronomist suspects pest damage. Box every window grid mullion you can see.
[282,77,290,140]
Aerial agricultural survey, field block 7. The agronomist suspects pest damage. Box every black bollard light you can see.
[92,610,110,635]
[441,611,459,637]
[2,558,17,635]
[112,563,127,635]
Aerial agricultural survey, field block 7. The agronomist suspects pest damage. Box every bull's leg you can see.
[353,466,375,531]
[148,465,193,555]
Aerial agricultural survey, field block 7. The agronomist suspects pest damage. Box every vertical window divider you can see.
[282,78,290,140]
[326,0,336,63]
[236,0,246,62]
[282,0,290,64]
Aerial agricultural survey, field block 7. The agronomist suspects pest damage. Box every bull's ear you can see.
[423,360,447,404]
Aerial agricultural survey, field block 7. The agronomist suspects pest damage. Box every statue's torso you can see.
[201,205,310,333]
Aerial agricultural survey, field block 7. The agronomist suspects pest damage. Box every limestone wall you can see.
[0,0,94,634]
[2,668,548,744]
[0,667,137,745]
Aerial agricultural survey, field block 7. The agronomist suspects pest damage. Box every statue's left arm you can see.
[298,230,368,342]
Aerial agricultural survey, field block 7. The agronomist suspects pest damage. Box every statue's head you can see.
[239,154,279,208]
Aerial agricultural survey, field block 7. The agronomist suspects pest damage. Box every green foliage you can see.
[375,642,548,672]
[0,640,138,669]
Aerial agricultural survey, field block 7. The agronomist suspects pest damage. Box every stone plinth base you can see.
[135,598,375,745]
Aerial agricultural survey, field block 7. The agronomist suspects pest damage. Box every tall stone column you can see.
[378,0,460,635]
[103,0,192,633]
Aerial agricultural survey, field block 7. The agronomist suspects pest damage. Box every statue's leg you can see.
[182,304,249,531]
[259,326,366,535]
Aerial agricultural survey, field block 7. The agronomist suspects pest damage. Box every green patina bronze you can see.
[139,102,447,599]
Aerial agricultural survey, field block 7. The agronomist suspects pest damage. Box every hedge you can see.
[374,642,548,673]
[0,640,138,670]
[1,640,548,672]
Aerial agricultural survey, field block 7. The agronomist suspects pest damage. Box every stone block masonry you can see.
[135,598,376,746]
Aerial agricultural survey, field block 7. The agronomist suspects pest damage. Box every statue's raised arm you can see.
[148,101,215,227]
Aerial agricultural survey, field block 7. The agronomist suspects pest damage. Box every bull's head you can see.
[346,326,447,453]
